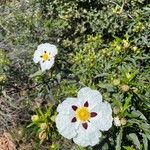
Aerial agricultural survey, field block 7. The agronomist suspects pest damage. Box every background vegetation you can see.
[0,0,150,149]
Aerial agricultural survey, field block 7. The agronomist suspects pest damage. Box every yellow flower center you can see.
[75,107,90,122]
[42,53,49,61]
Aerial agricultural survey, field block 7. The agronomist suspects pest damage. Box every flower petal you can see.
[33,49,43,63]
[55,114,79,139]
[77,87,102,108]
[37,43,58,57]
[90,102,113,131]
[57,97,77,115]
[40,58,54,71]
[73,123,101,147]
[46,43,58,56]
[37,43,49,51]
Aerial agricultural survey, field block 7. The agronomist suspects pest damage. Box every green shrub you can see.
[0,0,149,149]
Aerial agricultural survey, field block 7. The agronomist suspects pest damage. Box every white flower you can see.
[33,43,58,71]
[55,87,113,147]
[113,116,121,127]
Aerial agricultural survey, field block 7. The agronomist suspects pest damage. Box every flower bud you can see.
[123,40,130,48]
[133,46,138,52]
[113,107,120,115]
[40,123,47,130]
[0,75,6,83]
[116,46,121,51]
[120,118,127,125]
[39,131,47,141]
[31,115,39,122]
[114,116,121,127]
[112,79,120,86]
[121,84,129,92]
[51,143,57,149]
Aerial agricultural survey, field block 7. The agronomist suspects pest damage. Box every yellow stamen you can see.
[42,53,49,61]
[75,107,90,122]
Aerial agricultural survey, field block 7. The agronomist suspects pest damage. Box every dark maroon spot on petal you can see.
[44,51,46,53]
[82,123,88,129]
[90,112,97,117]
[72,105,78,111]
[40,55,42,58]
[84,101,89,107]
[71,117,77,123]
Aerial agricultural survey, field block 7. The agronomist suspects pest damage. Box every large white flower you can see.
[55,87,113,147]
[33,43,58,71]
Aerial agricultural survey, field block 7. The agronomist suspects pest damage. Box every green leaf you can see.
[131,108,147,120]
[142,134,148,150]
[143,7,150,11]
[128,119,150,141]
[128,70,139,82]
[113,98,122,108]
[145,132,150,141]
[116,128,123,150]
[122,94,132,113]
[27,122,35,128]
[128,133,140,149]
[76,146,86,150]
[50,114,57,122]
[141,36,148,45]
[29,70,43,78]
[98,83,114,92]
[123,146,135,150]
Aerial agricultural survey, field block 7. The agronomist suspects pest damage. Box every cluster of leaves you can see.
[0,50,9,86]
[0,0,150,149]
[28,105,57,144]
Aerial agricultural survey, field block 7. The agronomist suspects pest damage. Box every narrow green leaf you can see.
[131,109,147,120]
[143,7,150,11]
[142,134,148,150]
[122,94,132,113]
[116,128,123,150]
[29,70,43,78]
[145,133,150,141]
[123,146,135,150]
[27,122,35,128]
[128,133,140,149]
[113,98,122,108]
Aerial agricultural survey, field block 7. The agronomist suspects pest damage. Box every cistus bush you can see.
[0,0,149,149]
